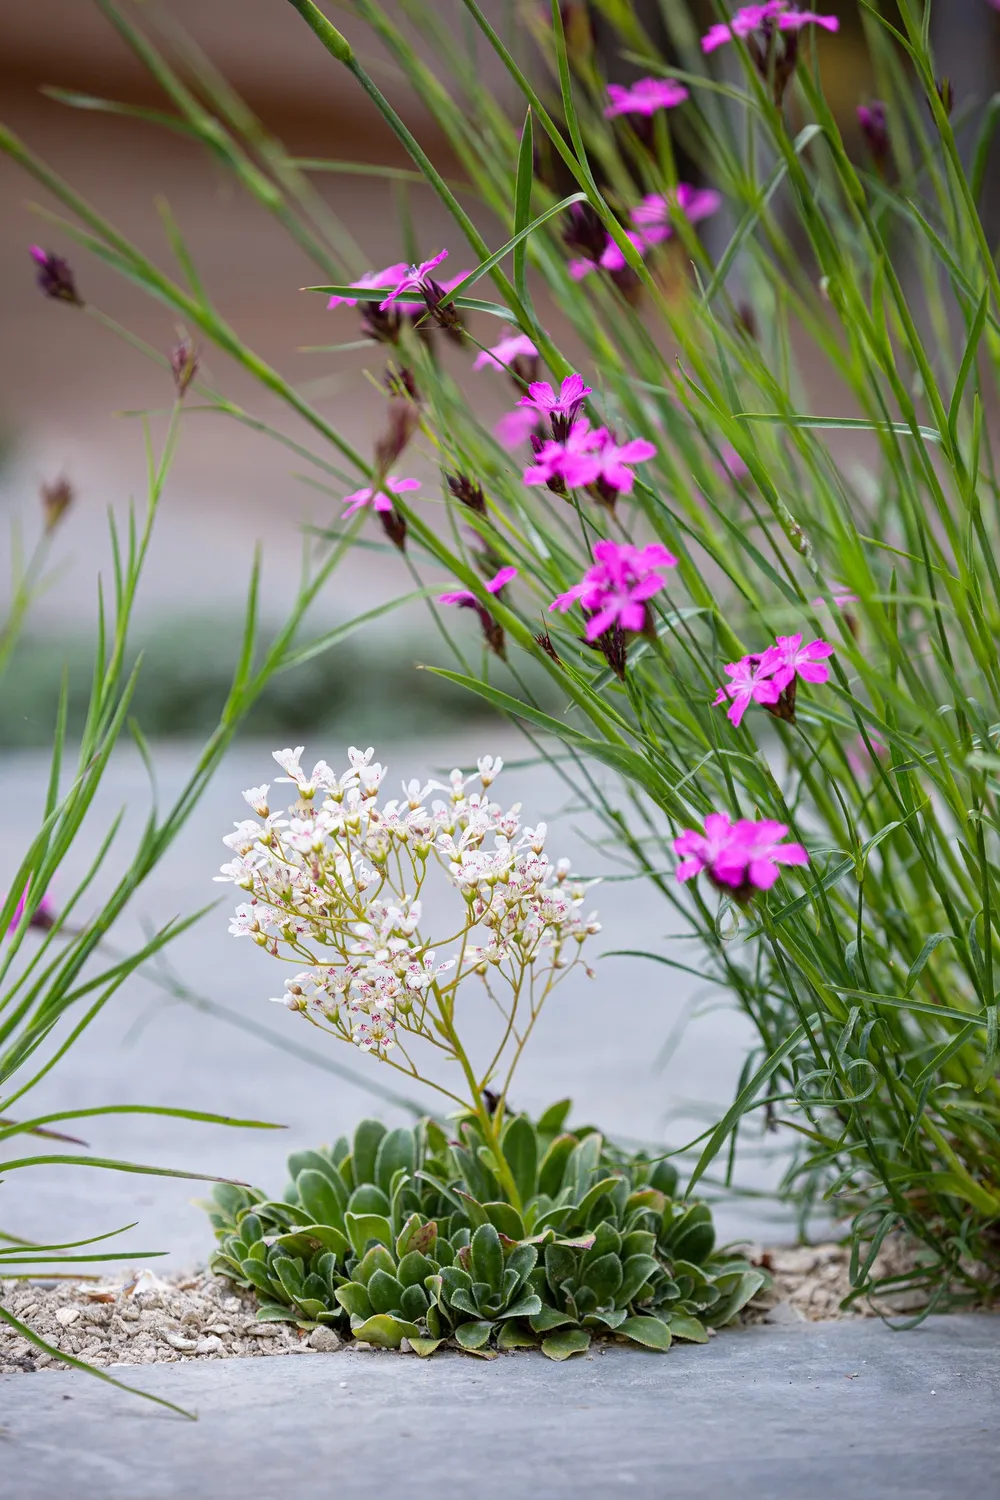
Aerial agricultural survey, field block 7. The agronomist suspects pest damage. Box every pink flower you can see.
[590,433,657,496]
[847,733,887,779]
[810,590,857,610]
[438,565,517,608]
[327,263,408,310]
[603,77,689,118]
[776,8,840,34]
[518,373,592,420]
[714,634,834,725]
[7,884,54,935]
[473,333,538,371]
[674,812,808,894]
[714,655,783,727]
[341,475,421,519]
[569,227,670,280]
[524,419,604,489]
[378,250,448,310]
[549,539,677,640]
[702,3,837,53]
[762,633,835,689]
[632,184,723,232]
[494,408,539,449]
[718,445,750,482]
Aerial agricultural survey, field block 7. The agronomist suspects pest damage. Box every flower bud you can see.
[374,397,420,471]
[40,476,74,535]
[170,336,199,398]
[857,101,890,173]
[29,246,82,306]
[446,473,486,514]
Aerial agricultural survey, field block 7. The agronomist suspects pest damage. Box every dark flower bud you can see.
[360,303,403,346]
[936,77,955,116]
[379,508,407,553]
[385,365,419,401]
[40,476,74,535]
[374,397,420,471]
[170,336,199,398]
[857,101,890,172]
[29,246,82,306]
[446,473,486,514]
[534,630,562,665]
[421,278,464,335]
[735,302,759,341]
[562,201,607,264]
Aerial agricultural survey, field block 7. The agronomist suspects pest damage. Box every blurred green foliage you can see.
[0,618,500,746]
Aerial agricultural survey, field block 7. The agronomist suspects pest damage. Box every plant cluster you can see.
[7,0,1000,1314]
[205,1105,763,1358]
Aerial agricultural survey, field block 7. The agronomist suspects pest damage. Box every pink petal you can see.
[795,662,830,684]
[486,566,518,593]
[585,602,620,640]
[747,859,781,890]
[771,842,809,867]
[617,438,657,464]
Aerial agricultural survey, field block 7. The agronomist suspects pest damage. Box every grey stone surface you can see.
[1,1316,997,1500]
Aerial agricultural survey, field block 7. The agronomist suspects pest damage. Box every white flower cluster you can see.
[218,746,599,1058]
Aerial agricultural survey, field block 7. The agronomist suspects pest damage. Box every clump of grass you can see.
[5,0,1000,1313]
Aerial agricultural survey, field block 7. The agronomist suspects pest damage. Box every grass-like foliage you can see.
[204,1105,763,1358]
[5,0,1000,1313]
[0,416,431,1408]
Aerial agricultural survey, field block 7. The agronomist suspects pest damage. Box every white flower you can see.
[403,950,456,992]
[272,746,337,799]
[229,903,261,938]
[523,823,547,855]
[214,854,262,891]
[401,777,434,809]
[270,972,315,1011]
[273,745,305,782]
[223,819,264,855]
[477,754,503,788]
[243,784,270,816]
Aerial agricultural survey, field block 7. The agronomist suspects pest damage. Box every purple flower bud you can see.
[374,397,420,471]
[857,101,890,171]
[29,246,82,306]
[936,77,955,116]
[170,337,199,398]
[378,508,408,553]
[446,473,486,514]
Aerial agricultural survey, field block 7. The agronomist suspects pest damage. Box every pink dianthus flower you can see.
[341,475,421,519]
[473,333,538,371]
[674,811,808,897]
[438,565,517,608]
[327,264,408,310]
[632,184,723,232]
[549,539,677,641]
[714,633,833,727]
[603,78,689,118]
[518,373,592,421]
[379,250,449,311]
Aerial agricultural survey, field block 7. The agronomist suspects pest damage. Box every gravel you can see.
[1,1235,942,1375]
[0,1271,337,1373]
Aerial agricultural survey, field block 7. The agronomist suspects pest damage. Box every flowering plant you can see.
[13,0,1000,1315]
[218,746,598,1207]
[203,1107,763,1357]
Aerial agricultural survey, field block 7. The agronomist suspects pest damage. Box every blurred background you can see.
[2,0,999,1260]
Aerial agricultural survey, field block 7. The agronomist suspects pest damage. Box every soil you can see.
[0,1235,945,1374]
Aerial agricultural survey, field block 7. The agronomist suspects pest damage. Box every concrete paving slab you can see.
[1,1316,996,1500]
